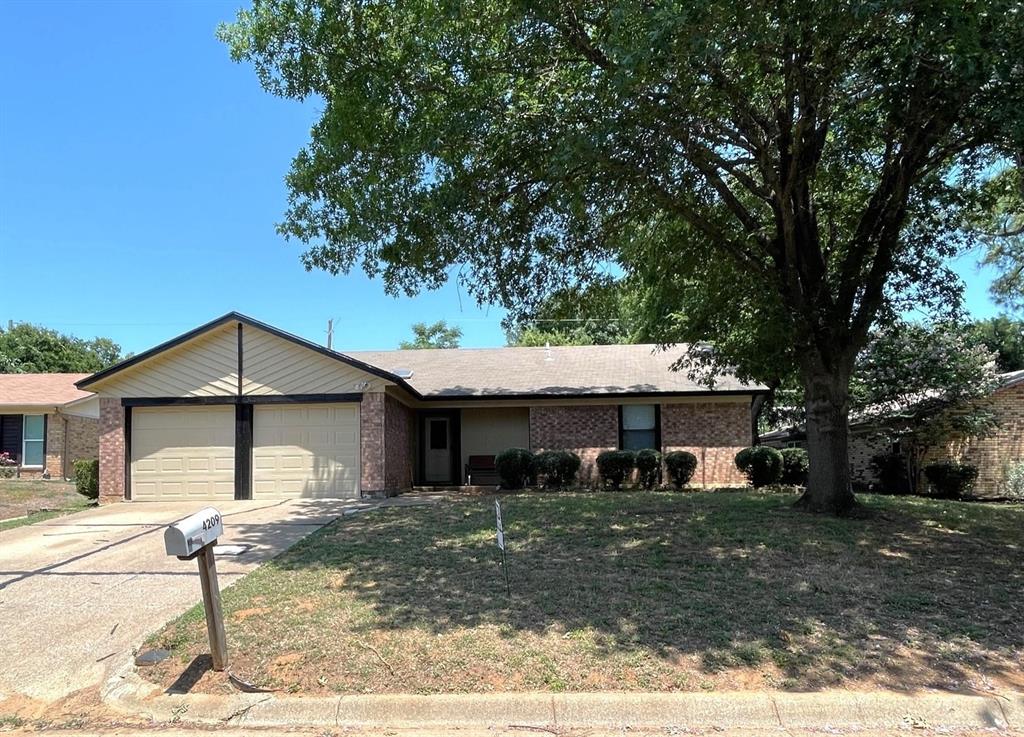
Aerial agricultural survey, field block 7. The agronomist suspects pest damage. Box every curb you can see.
[102,662,1022,731]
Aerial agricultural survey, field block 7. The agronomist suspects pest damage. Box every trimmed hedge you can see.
[779,448,809,486]
[495,448,535,489]
[870,452,911,495]
[923,461,978,500]
[74,459,99,500]
[735,446,783,487]
[534,450,582,490]
[635,449,662,489]
[597,450,636,489]
[664,451,698,489]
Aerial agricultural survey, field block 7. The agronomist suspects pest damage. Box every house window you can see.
[620,405,659,451]
[22,415,45,467]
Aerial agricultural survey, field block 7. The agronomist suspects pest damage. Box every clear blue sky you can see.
[0,0,1006,357]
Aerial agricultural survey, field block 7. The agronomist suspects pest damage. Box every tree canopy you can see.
[971,316,1024,373]
[506,278,634,346]
[399,320,463,349]
[221,0,1023,514]
[0,323,125,374]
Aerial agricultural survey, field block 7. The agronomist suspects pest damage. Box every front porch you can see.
[413,406,530,486]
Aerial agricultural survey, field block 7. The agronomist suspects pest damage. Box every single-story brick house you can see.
[0,373,100,479]
[75,313,767,503]
[763,370,1024,497]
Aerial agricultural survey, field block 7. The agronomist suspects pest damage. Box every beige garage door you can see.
[252,404,359,499]
[131,407,235,500]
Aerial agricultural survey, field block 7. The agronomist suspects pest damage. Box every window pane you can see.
[23,440,44,466]
[429,420,448,450]
[23,414,44,441]
[622,405,656,430]
[622,429,657,451]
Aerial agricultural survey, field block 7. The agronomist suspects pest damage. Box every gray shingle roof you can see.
[345,344,766,398]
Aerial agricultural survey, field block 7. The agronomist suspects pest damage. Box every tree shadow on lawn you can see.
[256,492,1024,692]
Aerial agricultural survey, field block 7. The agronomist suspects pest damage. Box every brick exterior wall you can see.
[384,394,415,493]
[847,431,893,487]
[43,413,99,479]
[661,402,752,486]
[529,405,619,483]
[360,392,385,494]
[98,398,125,504]
[943,384,1024,497]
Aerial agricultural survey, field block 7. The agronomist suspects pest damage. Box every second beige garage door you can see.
[131,406,235,501]
[252,403,359,499]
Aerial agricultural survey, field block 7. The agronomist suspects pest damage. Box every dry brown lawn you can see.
[0,479,89,529]
[145,491,1024,696]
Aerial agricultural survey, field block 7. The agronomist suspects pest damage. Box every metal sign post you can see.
[164,507,229,671]
[495,499,510,597]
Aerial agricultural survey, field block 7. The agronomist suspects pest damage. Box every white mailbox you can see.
[164,507,223,559]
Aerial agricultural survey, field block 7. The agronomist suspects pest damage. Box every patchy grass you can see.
[145,491,1024,695]
[0,479,90,529]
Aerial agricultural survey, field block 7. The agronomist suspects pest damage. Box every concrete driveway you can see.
[0,498,364,702]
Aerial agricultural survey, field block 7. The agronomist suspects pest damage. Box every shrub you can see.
[1002,460,1024,500]
[734,446,783,487]
[779,448,809,486]
[596,450,636,489]
[923,461,978,500]
[74,459,99,500]
[494,448,535,489]
[534,450,582,490]
[664,451,698,489]
[634,449,662,489]
[870,452,911,495]
[0,451,15,479]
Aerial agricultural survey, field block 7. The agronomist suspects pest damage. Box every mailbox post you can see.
[164,507,228,671]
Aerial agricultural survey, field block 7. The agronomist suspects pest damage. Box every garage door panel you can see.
[131,407,234,501]
[252,404,359,499]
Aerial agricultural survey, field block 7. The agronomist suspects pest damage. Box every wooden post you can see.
[196,545,228,671]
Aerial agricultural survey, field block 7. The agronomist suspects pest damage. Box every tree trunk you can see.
[796,365,858,515]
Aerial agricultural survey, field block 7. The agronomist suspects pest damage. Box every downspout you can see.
[56,406,69,480]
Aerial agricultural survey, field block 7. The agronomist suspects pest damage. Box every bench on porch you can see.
[465,455,501,486]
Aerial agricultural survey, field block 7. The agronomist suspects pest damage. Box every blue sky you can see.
[0,1,1006,357]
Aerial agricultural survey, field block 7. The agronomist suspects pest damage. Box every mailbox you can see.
[164,507,223,559]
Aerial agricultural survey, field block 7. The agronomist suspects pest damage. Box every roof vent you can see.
[392,367,415,379]
[544,342,553,363]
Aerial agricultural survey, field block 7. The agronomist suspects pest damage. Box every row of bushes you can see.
[734,446,809,487]
[494,447,700,490]
[870,452,979,499]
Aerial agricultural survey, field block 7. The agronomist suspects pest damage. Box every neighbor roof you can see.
[346,344,765,398]
[0,373,95,407]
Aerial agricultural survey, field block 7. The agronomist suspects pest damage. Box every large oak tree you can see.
[221,0,1023,514]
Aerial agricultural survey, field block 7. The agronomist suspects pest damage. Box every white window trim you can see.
[21,414,45,468]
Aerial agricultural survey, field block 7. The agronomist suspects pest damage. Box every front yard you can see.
[0,479,91,530]
[146,491,1024,695]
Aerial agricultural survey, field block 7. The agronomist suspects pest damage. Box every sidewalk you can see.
[103,662,1023,732]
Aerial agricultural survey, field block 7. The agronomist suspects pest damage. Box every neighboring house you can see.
[763,370,1024,497]
[75,312,767,504]
[0,373,100,479]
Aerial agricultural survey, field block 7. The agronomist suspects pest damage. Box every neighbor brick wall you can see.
[661,402,752,487]
[529,405,618,483]
[98,398,125,504]
[42,414,99,480]
[944,384,1024,497]
[847,431,892,487]
[360,392,386,495]
[384,394,415,493]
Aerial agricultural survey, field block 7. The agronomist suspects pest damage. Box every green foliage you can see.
[779,448,809,486]
[975,165,1024,312]
[494,448,535,489]
[663,451,697,490]
[506,279,634,347]
[634,448,662,490]
[735,447,783,488]
[534,450,581,490]
[221,0,1024,513]
[923,461,979,500]
[399,321,462,350]
[0,323,124,374]
[73,459,99,500]
[596,450,636,490]
[1000,460,1024,500]
[971,316,1024,372]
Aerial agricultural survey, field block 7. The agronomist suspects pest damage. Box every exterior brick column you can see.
[98,398,125,504]
[383,395,414,493]
[360,392,386,495]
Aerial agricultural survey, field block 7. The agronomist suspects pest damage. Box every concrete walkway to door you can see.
[0,497,421,702]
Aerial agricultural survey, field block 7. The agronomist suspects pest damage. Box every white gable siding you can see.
[96,324,238,398]
[241,327,388,396]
